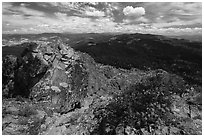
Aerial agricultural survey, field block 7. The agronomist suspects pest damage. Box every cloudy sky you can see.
[2,2,202,35]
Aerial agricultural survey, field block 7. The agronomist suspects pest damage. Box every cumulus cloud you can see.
[48,2,105,17]
[47,2,87,12]
[84,7,105,17]
[123,6,145,17]
[123,17,149,24]
[170,2,201,16]
[152,18,201,28]
[143,2,201,25]
[104,2,120,18]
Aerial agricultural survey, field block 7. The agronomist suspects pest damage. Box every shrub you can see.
[92,72,186,135]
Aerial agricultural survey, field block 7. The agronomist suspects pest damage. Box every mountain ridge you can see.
[2,33,202,135]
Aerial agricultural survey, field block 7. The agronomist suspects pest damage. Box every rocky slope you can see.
[72,33,202,85]
[2,40,202,135]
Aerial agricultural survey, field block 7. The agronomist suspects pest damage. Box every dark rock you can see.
[2,42,49,98]
[14,52,48,97]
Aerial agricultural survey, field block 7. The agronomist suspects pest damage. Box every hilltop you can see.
[2,33,202,135]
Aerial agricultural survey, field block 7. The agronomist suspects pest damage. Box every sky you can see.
[2,2,202,35]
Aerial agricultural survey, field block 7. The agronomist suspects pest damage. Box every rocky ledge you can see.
[2,42,202,135]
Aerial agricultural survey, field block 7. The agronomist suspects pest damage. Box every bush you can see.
[92,72,187,135]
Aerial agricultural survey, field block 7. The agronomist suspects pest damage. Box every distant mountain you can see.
[168,34,202,42]
[71,33,202,85]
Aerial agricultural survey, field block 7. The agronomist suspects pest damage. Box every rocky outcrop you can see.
[3,42,49,98]
[29,43,94,113]
[2,42,202,135]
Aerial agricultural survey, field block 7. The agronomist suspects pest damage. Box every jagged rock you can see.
[44,55,51,61]
[65,48,75,58]
[45,49,53,55]
[29,45,105,114]
[125,126,137,135]
[59,82,68,88]
[115,124,125,135]
[63,61,70,65]
[32,50,38,53]
[60,57,67,62]
[51,86,61,93]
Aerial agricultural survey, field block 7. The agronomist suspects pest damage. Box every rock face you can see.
[2,42,202,135]
[29,43,93,113]
[3,42,48,98]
